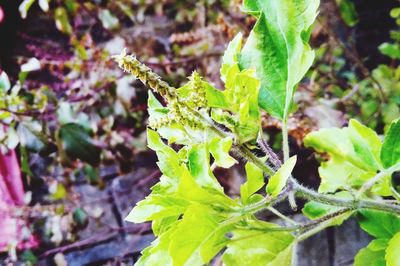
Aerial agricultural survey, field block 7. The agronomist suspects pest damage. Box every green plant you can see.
[114,0,400,265]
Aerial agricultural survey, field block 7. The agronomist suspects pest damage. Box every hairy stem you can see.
[267,206,298,225]
[293,180,400,215]
[297,209,353,242]
[281,119,290,162]
[257,137,282,169]
[358,163,400,196]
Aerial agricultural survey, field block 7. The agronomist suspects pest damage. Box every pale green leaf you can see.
[240,0,319,119]
[125,195,188,223]
[354,239,387,266]
[304,121,390,195]
[348,119,382,170]
[176,165,235,208]
[204,83,230,109]
[357,210,400,239]
[380,119,400,169]
[148,91,169,121]
[168,204,232,266]
[266,156,296,197]
[240,162,264,204]
[218,67,261,143]
[135,227,175,266]
[221,33,243,83]
[147,129,184,181]
[385,232,400,266]
[187,144,224,191]
[223,221,295,266]
[152,216,180,237]
[209,137,237,168]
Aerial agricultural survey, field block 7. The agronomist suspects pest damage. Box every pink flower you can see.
[0,149,38,252]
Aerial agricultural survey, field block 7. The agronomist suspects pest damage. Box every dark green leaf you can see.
[239,0,319,119]
[58,123,101,165]
[380,119,400,169]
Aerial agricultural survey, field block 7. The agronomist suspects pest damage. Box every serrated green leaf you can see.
[176,164,235,207]
[204,83,230,109]
[221,33,242,83]
[304,120,390,195]
[147,129,185,183]
[58,123,101,165]
[152,216,180,237]
[240,0,319,119]
[380,119,400,169]
[354,239,387,266]
[187,144,224,191]
[348,119,382,170]
[223,221,295,266]
[385,232,400,266]
[220,68,261,143]
[169,204,232,266]
[214,33,262,143]
[357,210,400,239]
[135,227,175,266]
[240,162,264,204]
[209,137,237,168]
[266,156,296,197]
[125,195,189,223]
[148,91,168,120]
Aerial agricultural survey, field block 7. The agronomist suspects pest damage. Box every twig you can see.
[257,137,282,169]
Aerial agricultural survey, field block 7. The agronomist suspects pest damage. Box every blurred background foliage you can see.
[0,0,398,264]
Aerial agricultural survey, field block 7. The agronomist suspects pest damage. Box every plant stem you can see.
[257,137,282,169]
[297,209,352,242]
[267,206,298,225]
[293,180,400,215]
[281,119,290,162]
[358,163,400,196]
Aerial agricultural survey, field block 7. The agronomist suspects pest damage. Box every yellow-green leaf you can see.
[266,156,297,197]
